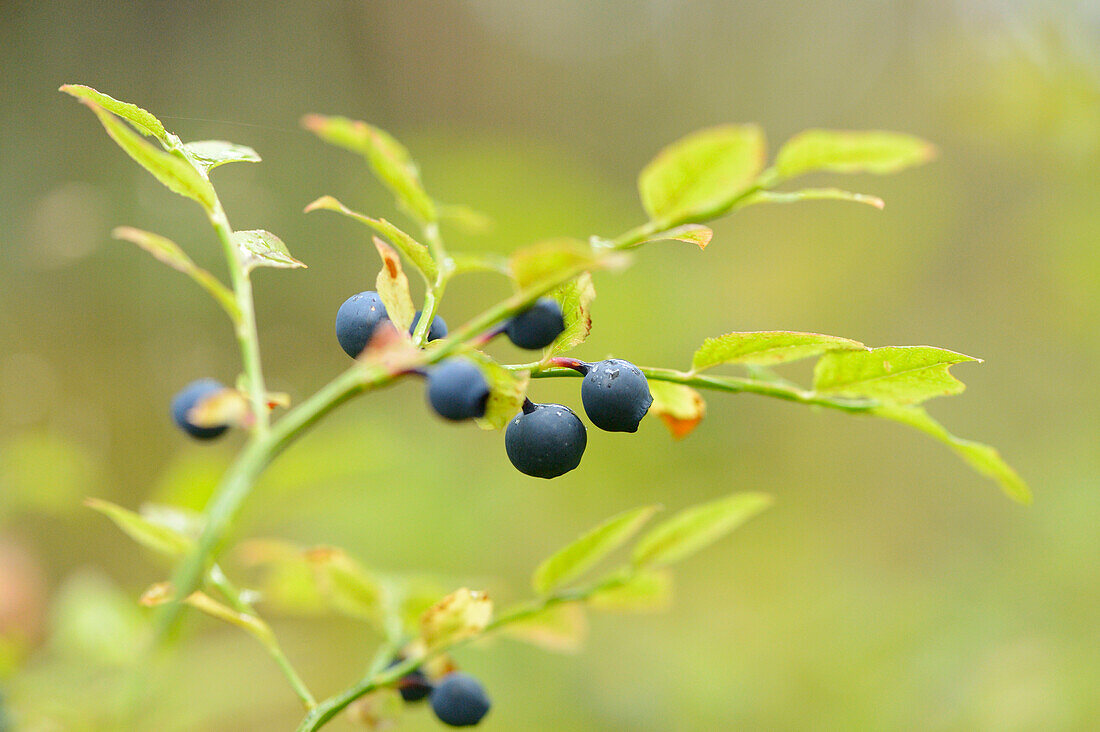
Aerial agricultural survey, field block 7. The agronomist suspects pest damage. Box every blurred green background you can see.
[2,1,1098,729]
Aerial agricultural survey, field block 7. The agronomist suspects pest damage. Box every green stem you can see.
[205,565,316,708]
[268,641,318,709]
[209,201,269,434]
[295,574,629,732]
[528,365,877,413]
[412,221,454,346]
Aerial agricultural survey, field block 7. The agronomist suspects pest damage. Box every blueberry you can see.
[430,673,491,727]
[386,660,434,703]
[427,360,491,421]
[171,379,230,440]
[336,291,388,357]
[581,359,653,433]
[505,401,587,478]
[410,310,448,341]
[504,298,565,350]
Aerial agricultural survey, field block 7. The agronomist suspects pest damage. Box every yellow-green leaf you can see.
[184,140,261,171]
[78,100,216,212]
[588,569,673,613]
[508,239,602,291]
[232,229,305,272]
[638,124,766,224]
[693,331,866,371]
[774,129,936,180]
[85,498,193,558]
[745,188,885,210]
[633,224,714,250]
[112,227,240,321]
[632,493,772,568]
[60,84,172,146]
[470,355,529,430]
[550,273,596,355]
[304,195,436,281]
[372,236,415,335]
[872,405,1032,504]
[648,381,706,439]
[813,346,980,406]
[501,603,587,653]
[305,547,385,624]
[420,588,492,649]
[301,114,436,222]
[532,505,660,595]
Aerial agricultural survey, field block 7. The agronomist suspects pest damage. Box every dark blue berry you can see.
[427,360,491,421]
[581,359,653,433]
[336,291,388,357]
[386,660,434,703]
[505,401,586,478]
[504,298,565,350]
[430,673,491,727]
[410,310,448,341]
[171,379,229,440]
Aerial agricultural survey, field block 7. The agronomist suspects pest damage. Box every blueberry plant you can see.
[59,83,1030,730]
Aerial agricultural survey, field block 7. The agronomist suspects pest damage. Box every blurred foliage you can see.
[1,0,1098,729]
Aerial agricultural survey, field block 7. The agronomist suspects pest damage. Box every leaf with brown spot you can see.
[372,236,415,335]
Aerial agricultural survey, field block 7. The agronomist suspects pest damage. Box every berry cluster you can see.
[390,661,491,727]
[169,293,654,482]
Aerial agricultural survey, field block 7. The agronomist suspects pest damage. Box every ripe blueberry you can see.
[386,660,434,703]
[504,298,565,350]
[427,359,491,421]
[336,291,388,357]
[410,310,448,341]
[505,400,587,478]
[171,379,230,440]
[430,672,491,727]
[581,359,653,433]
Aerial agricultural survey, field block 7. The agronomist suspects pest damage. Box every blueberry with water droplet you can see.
[581,359,652,432]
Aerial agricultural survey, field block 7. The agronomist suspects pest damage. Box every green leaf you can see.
[60,84,173,146]
[112,227,240,321]
[470,355,529,430]
[231,229,305,272]
[305,547,385,624]
[813,346,980,406]
[588,569,673,612]
[774,129,937,180]
[450,251,510,275]
[304,195,436,280]
[508,239,603,291]
[183,140,261,171]
[85,498,193,558]
[872,405,1032,504]
[693,331,866,371]
[550,273,596,355]
[532,505,660,595]
[372,236,415,335]
[648,381,706,439]
[632,224,714,250]
[501,603,587,653]
[140,584,276,647]
[744,188,885,210]
[638,124,765,224]
[632,493,772,568]
[77,100,216,212]
[420,587,492,649]
[301,114,436,222]
[438,203,493,234]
